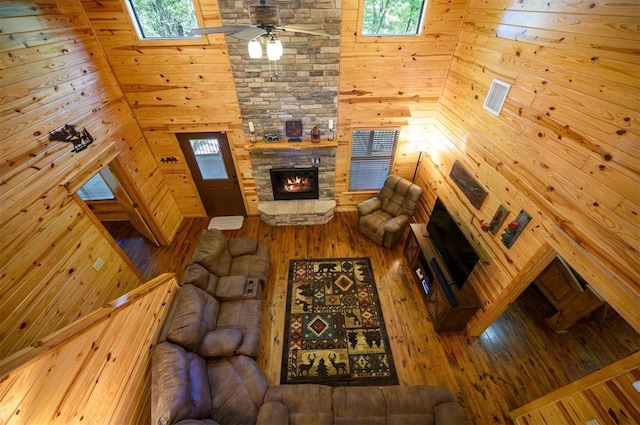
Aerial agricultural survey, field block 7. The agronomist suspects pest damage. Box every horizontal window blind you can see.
[349,129,399,191]
[77,173,115,201]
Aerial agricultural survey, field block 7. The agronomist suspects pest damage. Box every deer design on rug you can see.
[328,352,348,375]
[297,353,316,376]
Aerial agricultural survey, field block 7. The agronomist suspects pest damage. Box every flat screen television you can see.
[426,198,480,290]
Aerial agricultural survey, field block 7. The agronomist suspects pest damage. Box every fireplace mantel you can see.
[245,140,338,151]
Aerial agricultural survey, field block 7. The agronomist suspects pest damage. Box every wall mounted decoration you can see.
[160,156,178,164]
[449,160,488,210]
[49,124,94,152]
[501,209,531,249]
[489,204,510,235]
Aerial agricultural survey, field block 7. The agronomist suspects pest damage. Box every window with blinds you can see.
[77,173,114,201]
[349,129,400,191]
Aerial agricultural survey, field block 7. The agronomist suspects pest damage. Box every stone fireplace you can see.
[249,143,337,225]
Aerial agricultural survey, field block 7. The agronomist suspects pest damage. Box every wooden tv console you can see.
[404,223,480,332]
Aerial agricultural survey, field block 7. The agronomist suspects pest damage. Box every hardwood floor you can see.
[104,214,640,424]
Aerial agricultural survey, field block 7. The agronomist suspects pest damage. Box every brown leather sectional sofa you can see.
[152,229,469,424]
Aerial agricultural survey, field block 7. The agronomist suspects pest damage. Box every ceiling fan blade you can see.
[189,26,250,36]
[229,26,268,41]
[278,25,331,37]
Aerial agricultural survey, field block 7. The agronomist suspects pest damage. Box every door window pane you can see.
[189,138,228,180]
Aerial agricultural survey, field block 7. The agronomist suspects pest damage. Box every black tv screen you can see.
[426,198,480,290]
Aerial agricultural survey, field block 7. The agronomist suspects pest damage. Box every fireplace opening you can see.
[270,167,319,201]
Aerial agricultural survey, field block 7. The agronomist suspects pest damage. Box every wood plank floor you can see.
[104,213,640,424]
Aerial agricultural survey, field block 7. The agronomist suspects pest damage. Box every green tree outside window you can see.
[362,0,427,36]
[127,0,198,39]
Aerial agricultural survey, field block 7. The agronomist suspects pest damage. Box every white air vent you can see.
[483,79,511,115]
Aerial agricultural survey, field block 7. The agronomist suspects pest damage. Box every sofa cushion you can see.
[152,342,212,425]
[216,298,263,358]
[262,385,334,425]
[256,402,289,424]
[228,238,258,256]
[198,329,242,357]
[207,355,269,425]
[228,245,271,284]
[166,284,220,352]
[191,230,231,276]
[182,263,219,295]
[333,386,387,425]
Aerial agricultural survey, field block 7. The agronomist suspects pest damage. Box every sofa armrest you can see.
[215,276,262,300]
[383,214,410,233]
[198,329,242,357]
[228,238,258,256]
[257,401,290,425]
[434,401,469,424]
[357,197,382,217]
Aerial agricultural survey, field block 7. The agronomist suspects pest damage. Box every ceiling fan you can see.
[189,0,330,43]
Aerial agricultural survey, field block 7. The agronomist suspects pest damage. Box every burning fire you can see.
[284,175,310,192]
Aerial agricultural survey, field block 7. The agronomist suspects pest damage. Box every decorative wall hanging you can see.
[501,209,531,249]
[489,204,510,235]
[285,120,302,142]
[49,124,94,152]
[449,160,488,210]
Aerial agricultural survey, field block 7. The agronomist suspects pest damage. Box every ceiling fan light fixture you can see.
[266,37,283,61]
[248,38,262,58]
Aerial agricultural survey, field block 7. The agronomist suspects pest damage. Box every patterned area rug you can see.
[281,258,398,386]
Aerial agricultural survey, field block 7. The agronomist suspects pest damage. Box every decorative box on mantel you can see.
[248,140,337,226]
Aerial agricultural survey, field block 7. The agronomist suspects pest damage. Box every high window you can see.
[125,0,198,39]
[77,173,114,201]
[362,0,427,36]
[349,129,399,191]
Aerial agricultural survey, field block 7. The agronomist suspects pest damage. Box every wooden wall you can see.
[0,274,177,425]
[0,1,182,360]
[80,0,244,216]
[510,351,640,424]
[334,0,466,211]
[419,0,639,338]
[81,0,467,216]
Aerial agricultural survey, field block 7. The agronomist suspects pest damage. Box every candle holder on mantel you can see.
[248,121,257,143]
[327,119,335,141]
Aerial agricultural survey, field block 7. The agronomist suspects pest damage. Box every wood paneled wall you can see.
[334,0,466,210]
[0,274,177,425]
[419,0,639,338]
[0,1,182,360]
[80,0,246,216]
[510,351,640,424]
[81,0,467,216]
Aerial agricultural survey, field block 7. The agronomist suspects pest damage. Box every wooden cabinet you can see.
[534,256,605,331]
[404,224,480,332]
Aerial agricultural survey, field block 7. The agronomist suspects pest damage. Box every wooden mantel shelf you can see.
[245,140,338,150]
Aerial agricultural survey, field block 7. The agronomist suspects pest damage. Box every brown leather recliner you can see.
[357,174,423,248]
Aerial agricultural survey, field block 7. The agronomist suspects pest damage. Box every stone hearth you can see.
[258,200,336,226]
[249,142,336,226]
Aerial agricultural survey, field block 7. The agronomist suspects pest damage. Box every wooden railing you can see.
[0,274,178,425]
[510,351,640,424]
